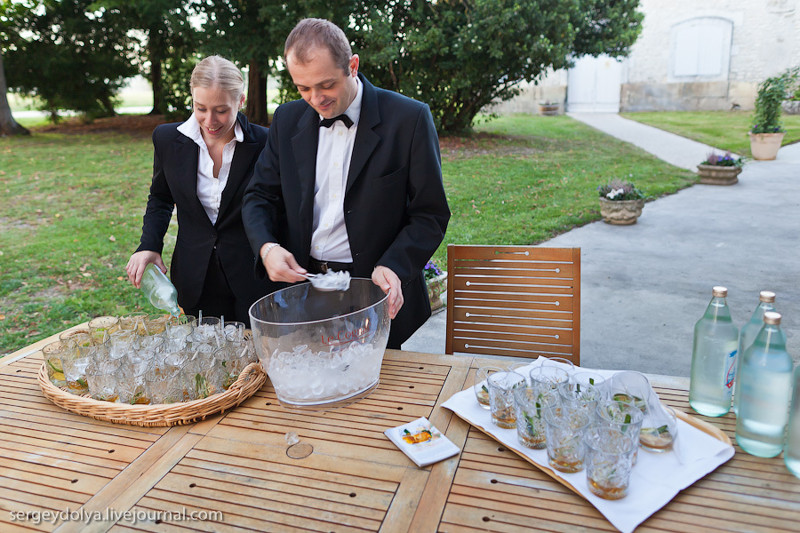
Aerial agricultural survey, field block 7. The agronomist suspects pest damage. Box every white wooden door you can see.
[566,54,622,113]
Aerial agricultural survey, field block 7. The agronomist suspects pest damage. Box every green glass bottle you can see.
[140,263,180,316]
[735,312,793,457]
[689,286,739,417]
[733,290,776,415]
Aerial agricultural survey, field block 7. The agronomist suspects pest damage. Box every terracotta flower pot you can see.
[749,132,785,161]
[598,197,644,225]
[696,164,742,186]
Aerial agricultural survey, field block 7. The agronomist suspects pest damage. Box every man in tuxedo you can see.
[242,18,450,348]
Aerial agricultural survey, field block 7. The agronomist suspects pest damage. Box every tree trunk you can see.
[148,30,164,115]
[246,60,269,125]
[0,51,30,136]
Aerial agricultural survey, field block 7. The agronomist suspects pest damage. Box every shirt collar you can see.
[318,76,362,127]
[177,113,244,146]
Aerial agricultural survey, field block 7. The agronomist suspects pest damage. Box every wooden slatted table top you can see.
[2,334,798,532]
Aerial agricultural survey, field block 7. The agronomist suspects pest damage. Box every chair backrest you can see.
[445,245,580,365]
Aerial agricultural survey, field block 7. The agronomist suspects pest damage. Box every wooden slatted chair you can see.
[445,245,580,365]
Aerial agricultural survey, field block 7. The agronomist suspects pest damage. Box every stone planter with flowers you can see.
[597,179,646,225]
[697,151,743,185]
[423,260,447,313]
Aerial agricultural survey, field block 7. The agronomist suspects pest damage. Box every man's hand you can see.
[372,266,404,319]
[126,251,166,289]
[260,243,308,283]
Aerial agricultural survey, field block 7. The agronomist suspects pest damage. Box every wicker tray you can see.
[38,361,267,427]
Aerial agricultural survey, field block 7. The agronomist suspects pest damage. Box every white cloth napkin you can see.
[441,358,734,533]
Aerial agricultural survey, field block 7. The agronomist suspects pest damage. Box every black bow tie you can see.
[319,114,354,128]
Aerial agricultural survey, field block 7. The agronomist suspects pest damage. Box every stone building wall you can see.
[490,0,800,114]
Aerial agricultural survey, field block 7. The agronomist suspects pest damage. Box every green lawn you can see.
[621,110,800,157]
[0,113,696,356]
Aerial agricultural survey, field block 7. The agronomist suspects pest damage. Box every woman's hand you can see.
[126,251,166,289]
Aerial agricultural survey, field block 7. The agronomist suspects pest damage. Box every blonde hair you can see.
[190,55,244,103]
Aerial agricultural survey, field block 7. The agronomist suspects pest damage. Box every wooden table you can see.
[2,332,799,532]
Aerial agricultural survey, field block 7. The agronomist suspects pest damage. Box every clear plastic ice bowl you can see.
[249,278,390,408]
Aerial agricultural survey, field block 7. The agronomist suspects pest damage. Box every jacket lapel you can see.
[347,74,381,195]
[172,134,211,227]
[291,107,320,247]
[218,116,260,221]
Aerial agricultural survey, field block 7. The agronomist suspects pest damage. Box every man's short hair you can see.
[284,18,353,74]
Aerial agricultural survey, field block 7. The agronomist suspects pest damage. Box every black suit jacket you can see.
[137,112,275,312]
[242,74,450,346]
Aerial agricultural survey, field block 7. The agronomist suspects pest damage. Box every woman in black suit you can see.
[126,55,276,325]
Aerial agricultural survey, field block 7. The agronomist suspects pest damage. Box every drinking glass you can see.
[85,358,121,402]
[640,404,678,453]
[595,398,644,464]
[585,424,636,500]
[58,328,90,343]
[119,312,147,333]
[557,379,602,413]
[222,320,247,343]
[608,371,653,413]
[42,340,68,387]
[487,371,526,428]
[164,315,195,351]
[87,316,120,345]
[570,371,608,399]
[60,332,95,395]
[474,366,503,409]
[145,366,183,404]
[543,403,591,473]
[529,365,570,393]
[107,330,137,361]
[143,314,169,335]
[117,355,152,404]
[513,384,557,449]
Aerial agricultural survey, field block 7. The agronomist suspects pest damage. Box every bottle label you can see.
[725,349,737,389]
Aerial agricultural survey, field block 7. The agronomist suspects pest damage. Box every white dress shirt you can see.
[310,77,363,262]
[177,114,244,225]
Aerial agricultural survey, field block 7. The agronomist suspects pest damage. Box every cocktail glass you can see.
[529,365,570,393]
[595,398,644,465]
[543,403,591,473]
[60,333,95,395]
[85,358,121,402]
[570,371,608,399]
[585,424,636,500]
[640,404,678,453]
[222,320,246,343]
[42,340,68,387]
[557,379,602,414]
[608,371,653,413]
[119,313,147,334]
[513,384,557,449]
[474,366,503,409]
[87,316,120,345]
[487,371,526,429]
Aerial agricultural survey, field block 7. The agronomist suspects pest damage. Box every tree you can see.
[348,0,643,134]
[2,0,137,121]
[95,0,198,116]
[197,0,359,125]
[0,23,29,135]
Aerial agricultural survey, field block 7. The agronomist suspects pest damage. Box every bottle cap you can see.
[764,311,781,325]
[712,286,728,297]
[759,290,776,303]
